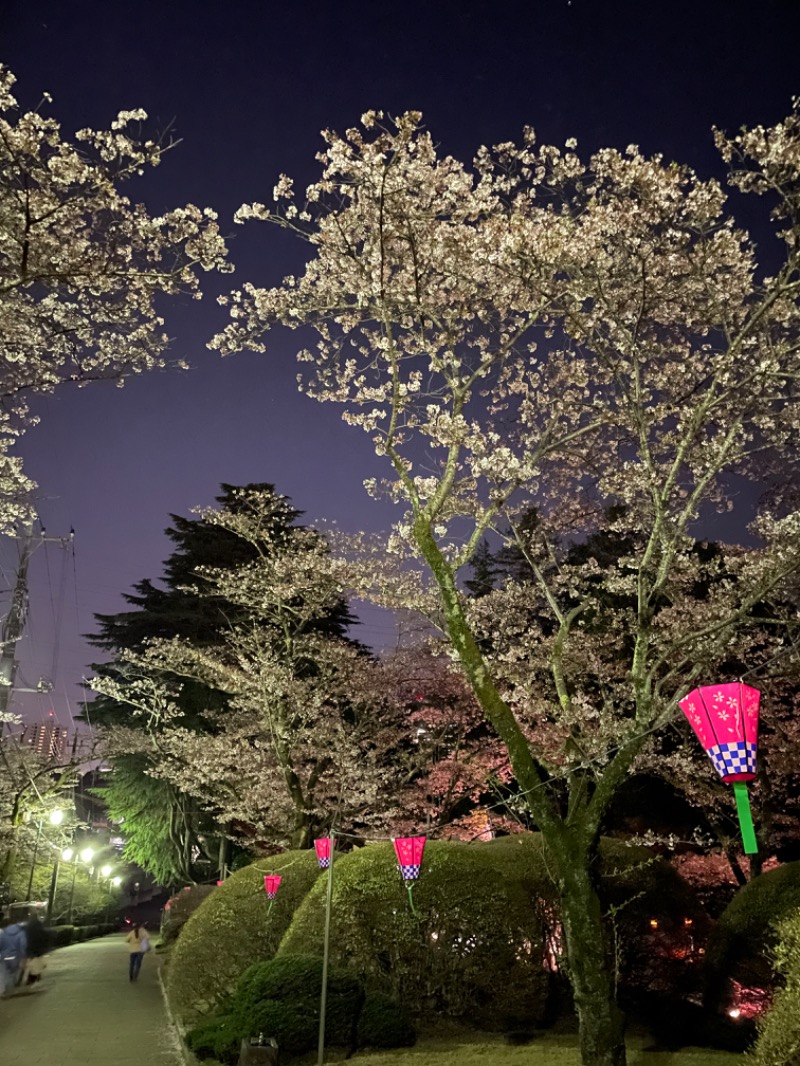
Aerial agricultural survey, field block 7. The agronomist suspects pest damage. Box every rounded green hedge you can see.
[278,835,703,1029]
[279,838,552,1029]
[751,908,800,1066]
[187,954,414,1064]
[705,861,800,1010]
[166,851,323,1022]
[357,990,416,1049]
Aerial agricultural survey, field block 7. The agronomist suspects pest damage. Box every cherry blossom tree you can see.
[0,67,230,526]
[93,488,400,851]
[212,108,800,1066]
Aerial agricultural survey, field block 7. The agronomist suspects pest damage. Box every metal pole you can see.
[317,829,336,1066]
[67,863,77,924]
[25,820,42,899]
[46,859,60,925]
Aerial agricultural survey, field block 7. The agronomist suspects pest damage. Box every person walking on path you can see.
[125,922,149,982]
[22,910,51,985]
[0,915,27,997]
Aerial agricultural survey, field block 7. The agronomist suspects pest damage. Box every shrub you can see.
[704,860,800,1010]
[49,924,75,947]
[357,990,416,1049]
[278,834,703,1029]
[186,1014,241,1065]
[279,837,551,1028]
[166,851,323,1023]
[162,883,217,943]
[751,908,800,1066]
[187,954,364,1063]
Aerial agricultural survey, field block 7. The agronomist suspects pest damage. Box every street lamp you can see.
[61,847,95,925]
[26,808,65,900]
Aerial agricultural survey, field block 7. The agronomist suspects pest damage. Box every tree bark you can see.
[558,854,627,1066]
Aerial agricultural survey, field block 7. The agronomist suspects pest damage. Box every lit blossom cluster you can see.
[0,67,230,528]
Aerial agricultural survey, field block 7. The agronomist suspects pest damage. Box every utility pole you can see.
[0,520,75,725]
[0,518,35,722]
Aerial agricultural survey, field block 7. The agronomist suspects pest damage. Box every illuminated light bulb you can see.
[80,847,94,863]
[49,809,64,826]
[649,919,659,929]
[61,848,74,862]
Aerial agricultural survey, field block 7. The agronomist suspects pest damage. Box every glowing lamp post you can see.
[263,874,282,915]
[679,682,760,854]
[393,836,426,916]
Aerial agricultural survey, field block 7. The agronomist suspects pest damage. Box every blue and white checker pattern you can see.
[317,857,330,869]
[708,740,756,780]
[400,863,421,880]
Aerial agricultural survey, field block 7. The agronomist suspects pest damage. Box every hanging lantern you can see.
[393,836,426,915]
[263,874,282,914]
[679,682,760,854]
[314,837,334,869]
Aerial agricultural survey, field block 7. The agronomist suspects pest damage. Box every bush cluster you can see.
[186,953,413,1064]
[48,923,118,947]
[704,860,800,1010]
[166,850,323,1022]
[279,837,552,1029]
[751,909,800,1066]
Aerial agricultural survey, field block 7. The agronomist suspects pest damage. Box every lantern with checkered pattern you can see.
[314,837,333,869]
[679,682,760,854]
[393,836,426,915]
[263,874,282,913]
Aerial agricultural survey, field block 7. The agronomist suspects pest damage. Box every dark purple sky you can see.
[1,0,798,727]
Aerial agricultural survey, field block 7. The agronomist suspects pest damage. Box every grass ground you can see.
[279,1023,746,1065]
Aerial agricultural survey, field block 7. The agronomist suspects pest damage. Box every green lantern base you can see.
[732,781,758,855]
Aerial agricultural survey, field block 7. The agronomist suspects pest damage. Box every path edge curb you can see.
[158,958,200,1066]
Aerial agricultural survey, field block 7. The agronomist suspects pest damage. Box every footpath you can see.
[0,934,182,1066]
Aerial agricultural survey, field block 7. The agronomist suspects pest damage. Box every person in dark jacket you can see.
[23,911,51,984]
[0,915,27,996]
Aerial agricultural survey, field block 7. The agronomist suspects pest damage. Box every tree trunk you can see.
[558,856,627,1066]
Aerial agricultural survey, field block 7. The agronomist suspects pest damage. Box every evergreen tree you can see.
[86,483,354,883]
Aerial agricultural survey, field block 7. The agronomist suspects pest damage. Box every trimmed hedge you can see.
[161,883,216,943]
[279,838,552,1028]
[704,860,800,1010]
[357,990,416,1049]
[751,908,800,1066]
[166,850,323,1023]
[49,923,117,947]
[278,835,703,1028]
[187,954,414,1064]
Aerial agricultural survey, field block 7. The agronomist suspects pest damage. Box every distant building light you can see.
[728,1008,741,1019]
[649,919,659,929]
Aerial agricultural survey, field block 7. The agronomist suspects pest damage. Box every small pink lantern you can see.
[679,682,760,853]
[393,836,426,915]
[314,837,334,869]
[263,874,282,913]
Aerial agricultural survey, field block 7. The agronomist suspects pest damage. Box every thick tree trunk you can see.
[559,860,627,1066]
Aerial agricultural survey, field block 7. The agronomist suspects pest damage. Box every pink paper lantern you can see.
[393,836,426,881]
[264,875,282,901]
[678,682,760,781]
[314,837,334,869]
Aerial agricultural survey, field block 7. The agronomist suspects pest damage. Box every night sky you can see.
[1,0,798,727]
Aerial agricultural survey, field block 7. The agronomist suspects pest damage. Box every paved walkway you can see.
[0,935,183,1066]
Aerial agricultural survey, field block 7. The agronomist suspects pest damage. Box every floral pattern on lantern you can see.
[393,836,426,881]
[679,682,761,855]
[679,682,759,781]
